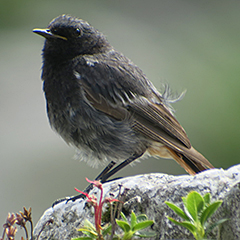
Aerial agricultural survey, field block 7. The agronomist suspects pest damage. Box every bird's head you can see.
[33,14,110,61]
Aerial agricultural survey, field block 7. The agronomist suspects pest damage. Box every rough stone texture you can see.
[33,164,240,240]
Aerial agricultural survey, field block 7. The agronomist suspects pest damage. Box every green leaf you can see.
[122,230,134,240]
[116,219,131,232]
[130,211,137,228]
[203,193,211,206]
[134,230,156,238]
[102,223,112,236]
[77,219,98,238]
[181,197,194,221]
[205,218,228,235]
[200,201,222,226]
[120,212,128,222]
[167,217,196,234]
[136,214,148,222]
[183,205,194,222]
[78,229,97,238]
[165,201,189,221]
[82,219,96,232]
[132,220,154,231]
[182,197,187,206]
[186,191,204,221]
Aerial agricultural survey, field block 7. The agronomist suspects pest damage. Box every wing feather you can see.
[73,54,214,172]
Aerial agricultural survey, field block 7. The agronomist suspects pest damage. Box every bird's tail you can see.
[148,145,214,175]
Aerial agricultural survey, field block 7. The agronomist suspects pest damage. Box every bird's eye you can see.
[75,28,81,36]
[51,28,58,34]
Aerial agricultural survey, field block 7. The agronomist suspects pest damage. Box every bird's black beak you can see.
[33,28,67,41]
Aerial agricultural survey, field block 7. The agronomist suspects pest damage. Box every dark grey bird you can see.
[33,14,214,194]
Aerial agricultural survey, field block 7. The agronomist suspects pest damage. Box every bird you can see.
[33,14,214,194]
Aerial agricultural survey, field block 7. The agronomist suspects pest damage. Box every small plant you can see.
[165,191,228,240]
[116,211,155,240]
[1,207,33,240]
[73,178,119,240]
[73,178,155,240]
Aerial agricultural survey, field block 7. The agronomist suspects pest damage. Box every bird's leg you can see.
[71,153,144,201]
[95,161,116,181]
[52,161,116,206]
[100,152,144,183]
[70,161,117,200]
[53,153,143,206]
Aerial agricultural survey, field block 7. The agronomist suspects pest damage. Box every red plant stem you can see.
[98,186,103,226]
[94,205,99,234]
[95,185,103,235]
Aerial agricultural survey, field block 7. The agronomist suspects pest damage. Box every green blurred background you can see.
[1,0,240,232]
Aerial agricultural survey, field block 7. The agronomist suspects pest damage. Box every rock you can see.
[33,164,240,239]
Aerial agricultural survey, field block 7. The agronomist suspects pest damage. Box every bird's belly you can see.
[47,101,148,168]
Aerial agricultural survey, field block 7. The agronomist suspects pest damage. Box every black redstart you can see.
[33,14,214,195]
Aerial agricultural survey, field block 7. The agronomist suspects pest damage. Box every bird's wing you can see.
[73,54,213,172]
[74,54,190,145]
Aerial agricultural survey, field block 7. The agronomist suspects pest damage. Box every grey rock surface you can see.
[33,164,240,239]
